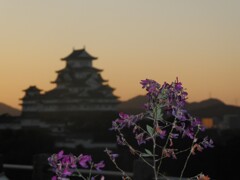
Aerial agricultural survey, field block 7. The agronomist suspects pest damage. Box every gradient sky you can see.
[0,0,240,109]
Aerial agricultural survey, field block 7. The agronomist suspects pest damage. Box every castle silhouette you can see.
[20,48,119,118]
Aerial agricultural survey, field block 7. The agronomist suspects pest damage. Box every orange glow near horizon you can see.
[0,0,240,110]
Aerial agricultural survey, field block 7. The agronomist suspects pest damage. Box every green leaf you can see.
[145,149,153,156]
[156,107,163,120]
[140,153,152,157]
[146,125,154,135]
[148,111,153,118]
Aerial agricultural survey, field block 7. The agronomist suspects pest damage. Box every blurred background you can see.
[0,0,240,179]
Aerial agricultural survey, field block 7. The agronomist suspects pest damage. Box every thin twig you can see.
[157,119,177,176]
[180,128,200,179]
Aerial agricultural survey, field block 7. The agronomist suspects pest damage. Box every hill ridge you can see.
[0,102,21,116]
[117,95,240,117]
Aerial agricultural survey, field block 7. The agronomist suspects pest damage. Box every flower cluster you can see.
[140,78,188,119]
[48,150,105,180]
[110,78,214,179]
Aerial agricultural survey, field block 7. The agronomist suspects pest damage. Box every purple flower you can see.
[48,151,78,179]
[183,128,194,139]
[119,112,129,119]
[191,143,203,155]
[111,112,143,131]
[163,149,177,159]
[175,82,183,91]
[135,133,146,145]
[62,168,72,176]
[191,118,201,127]
[201,137,214,148]
[172,107,187,121]
[116,135,125,145]
[144,103,151,110]
[104,149,119,161]
[156,126,166,139]
[62,154,77,168]
[174,123,184,133]
[57,150,64,159]
[110,153,119,160]
[191,118,206,131]
[79,154,92,168]
[51,176,57,180]
[140,79,160,96]
[94,161,105,171]
[170,133,179,139]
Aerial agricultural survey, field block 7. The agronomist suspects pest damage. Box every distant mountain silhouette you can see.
[118,96,240,118]
[0,102,21,116]
[185,98,225,111]
[186,98,240,118]
[118,95,146,114]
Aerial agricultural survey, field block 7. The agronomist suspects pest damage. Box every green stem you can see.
[157,119,176,176]
[118,129,154,169]
[88,163,94,180]
[112,159,132,180]
[152,109,158,180]
[153,138,158,180]
[180,128,200,179]
[75,169,87,180]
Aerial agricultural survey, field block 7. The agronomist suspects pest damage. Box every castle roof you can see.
[42,89,69,99]
[61,48,97,60]
[42,88,118,100]
[56,67,103,73]
[23,86,42,92]
[51,72,108,84]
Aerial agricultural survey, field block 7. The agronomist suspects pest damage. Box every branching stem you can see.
[180,128,200,179]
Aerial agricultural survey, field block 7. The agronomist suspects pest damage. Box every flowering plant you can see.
[48,78,213,180]
[48,150,105,180]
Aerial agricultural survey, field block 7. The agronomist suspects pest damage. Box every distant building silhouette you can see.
[21,48,119,118]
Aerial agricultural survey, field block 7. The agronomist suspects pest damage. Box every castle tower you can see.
[21,48,119,118]
[21,86,42,113]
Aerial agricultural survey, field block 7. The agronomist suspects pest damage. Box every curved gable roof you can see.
[61,48,97,60]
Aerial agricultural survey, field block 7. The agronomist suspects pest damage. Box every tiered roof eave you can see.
[61,49,97,61]
[23,86,42,92]
[55,67,103,73]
